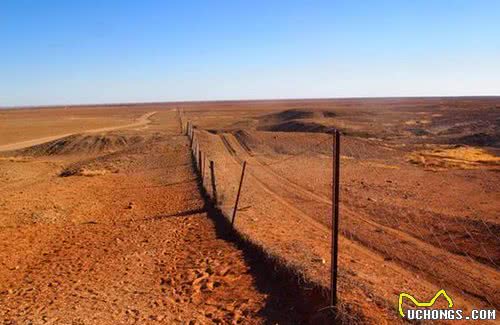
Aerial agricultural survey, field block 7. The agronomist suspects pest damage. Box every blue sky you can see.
[1,0,499,106]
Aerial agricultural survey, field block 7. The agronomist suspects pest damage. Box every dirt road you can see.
[221,133,499,308]
[0,111,157,152]
[193,129,498,322]
[0,112,299,324]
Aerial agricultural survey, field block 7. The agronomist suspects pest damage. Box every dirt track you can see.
[0,111,300,324]
[1,99,498,323]
[188,102,499,323]
[0,111,157,152]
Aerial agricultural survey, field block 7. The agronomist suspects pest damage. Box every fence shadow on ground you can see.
[189,151,342,325]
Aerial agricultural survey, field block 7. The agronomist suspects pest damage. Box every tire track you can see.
[219,134,239,160]
[220,132,499,309]
[0,112,157,152]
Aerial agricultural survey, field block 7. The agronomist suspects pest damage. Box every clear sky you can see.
[1,0,499,106]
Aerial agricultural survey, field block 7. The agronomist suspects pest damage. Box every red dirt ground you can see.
[180,98,499,323]
[0,110,302,324]
[1,98,499,324]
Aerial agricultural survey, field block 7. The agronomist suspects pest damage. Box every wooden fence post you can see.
[231,161,247,227]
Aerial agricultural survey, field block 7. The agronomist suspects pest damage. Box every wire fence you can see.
[176,108,499,322]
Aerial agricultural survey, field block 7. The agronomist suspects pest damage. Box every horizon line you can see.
[2,95,500,110]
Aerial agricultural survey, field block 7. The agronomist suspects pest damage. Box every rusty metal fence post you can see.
[198,149,202,173]
[231,161,247,227]
[209,161,217,202]
[331,130,341,309]
[202,155,207,185]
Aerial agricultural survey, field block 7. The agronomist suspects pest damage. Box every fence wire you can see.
[181,113,499,321]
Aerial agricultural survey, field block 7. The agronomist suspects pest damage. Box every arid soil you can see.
[181,97,499,323]
[1,98,499,324]
[0,110,156,152]
[0,109,301,324]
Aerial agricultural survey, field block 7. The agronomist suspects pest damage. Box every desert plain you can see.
[0,97,498,324]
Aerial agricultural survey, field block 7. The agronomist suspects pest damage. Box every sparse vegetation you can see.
[0,98,498,324]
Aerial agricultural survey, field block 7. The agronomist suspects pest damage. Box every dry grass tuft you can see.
[408,145,500,170]
[78,169,109,177]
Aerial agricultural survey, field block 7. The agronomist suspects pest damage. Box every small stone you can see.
[312,257,326,264]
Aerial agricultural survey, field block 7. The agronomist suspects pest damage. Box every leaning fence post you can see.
[331,129,341,309]
[231,161,247,227]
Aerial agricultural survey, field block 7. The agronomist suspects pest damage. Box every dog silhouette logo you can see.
[398,289,454,317]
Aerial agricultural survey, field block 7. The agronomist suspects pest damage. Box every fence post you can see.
[178,109,183,134]
[209,161,217,203]
[197,143,200,167]
[195,141,199,162]
[202,155,206,185]
[198,149,202,173]
[331,129,341,309]
[231,161,247,227]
